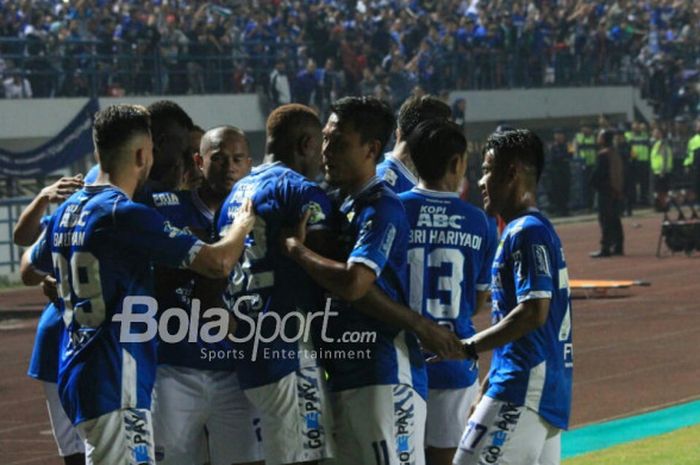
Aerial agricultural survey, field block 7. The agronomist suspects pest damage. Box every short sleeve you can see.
[348,201,402,276]
[110,199,203,269]
[29,229,53,275]
[509,225,555,303]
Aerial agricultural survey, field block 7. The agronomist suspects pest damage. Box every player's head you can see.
[396,95,451,143]
[93,104,152,189]
[198,126,252,195]
[183,124,206,190]
[408,119,467,190]
[479,129,544,216]
[323,96,395,190]
[266,103,322,179]
[147,100,194,190]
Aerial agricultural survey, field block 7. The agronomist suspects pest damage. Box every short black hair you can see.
[329,96,395,156]
[266,104,321,163]
[147,100,194,137]
[92,104,150,173]
[397,95,452,140]
[408,119,466,183]
[484,129,545,182]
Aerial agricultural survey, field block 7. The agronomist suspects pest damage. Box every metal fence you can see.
[0,196,32,275]
[4,36,693,99]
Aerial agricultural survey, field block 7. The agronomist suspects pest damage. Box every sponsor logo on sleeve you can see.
[303,201,326,225]
[533,244,551,277]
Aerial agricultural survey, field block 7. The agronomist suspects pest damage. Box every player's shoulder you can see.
[506,212,557,246]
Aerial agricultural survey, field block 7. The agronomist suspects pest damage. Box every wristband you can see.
[463,340,479,360]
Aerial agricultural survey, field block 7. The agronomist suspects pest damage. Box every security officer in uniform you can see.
[651,127,674,211]
[684,119,700,206]
[548,128,572,216]
[574,122,597,210]
[628,121,651,207]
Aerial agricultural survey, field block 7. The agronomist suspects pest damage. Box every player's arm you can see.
[189,199,255,279]
[466,298,549,355]
[20,247,46,286]
[285,237,376,302]
[13,175,83,246]
[357,287,466,359]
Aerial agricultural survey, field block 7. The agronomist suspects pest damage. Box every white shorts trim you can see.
[328,384,427,465]
[152,365,263,465]
[426,384,479,449]
[453,396,561,465]
[77,408,155,465]
[244,364,334,465]
[43,382,85,457]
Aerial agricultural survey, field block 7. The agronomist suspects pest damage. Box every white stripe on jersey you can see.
[121,349,137,409]
[524,361,546,413]
[393,331,412,387]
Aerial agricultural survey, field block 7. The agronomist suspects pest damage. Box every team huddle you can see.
[18,96,573,465]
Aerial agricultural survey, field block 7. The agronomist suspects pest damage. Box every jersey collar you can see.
[412,186,459,198]
[191,189,215,222]
[386,152,418,185]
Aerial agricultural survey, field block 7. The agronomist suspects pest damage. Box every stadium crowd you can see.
[1,0,699,119]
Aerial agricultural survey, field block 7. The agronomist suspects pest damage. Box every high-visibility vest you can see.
[575,134,597,166]
[685,134,700,167]
[629,132,651,162]
[651,140,673,175]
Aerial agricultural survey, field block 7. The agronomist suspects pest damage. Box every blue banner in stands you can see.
[0,98,98,178]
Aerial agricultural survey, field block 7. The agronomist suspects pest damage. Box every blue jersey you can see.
[400,187,496,389]
[324,177,427,399]
[151,189,236,371]
[486,210,573,429]
[217,162,332,390]
[27,302,63,383]
[29,185,201,425]
[376,152,418,194]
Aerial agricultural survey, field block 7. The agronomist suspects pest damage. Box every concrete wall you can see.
[449,86,637,123]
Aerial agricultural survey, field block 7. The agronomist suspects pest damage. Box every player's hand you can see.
[39,175,84,203]
[279,209,311,256]
[41,276,59,304]
[233,199,256,234]
[416,319,466,361]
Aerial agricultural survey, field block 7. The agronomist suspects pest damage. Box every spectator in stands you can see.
[269,58,291,108]
[3,70,32,98]
[294,58,320,108]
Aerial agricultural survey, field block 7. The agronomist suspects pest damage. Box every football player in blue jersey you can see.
[14,176,86,465]
[377,95,452,194]
[83,100,194,194]
[399,119,496,465]
[281,97,462,465]
[452,129,573,465]
[20,104,256,465]
[217,104,336,465]
[151,126,262,465]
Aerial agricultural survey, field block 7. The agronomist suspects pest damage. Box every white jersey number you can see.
[408,247,464,320]
[52,252,106,328]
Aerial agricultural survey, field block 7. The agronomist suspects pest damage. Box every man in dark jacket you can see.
[590,129,625,257]
[548,128,572,216]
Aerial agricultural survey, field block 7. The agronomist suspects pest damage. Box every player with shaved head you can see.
[150,125,261,465]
